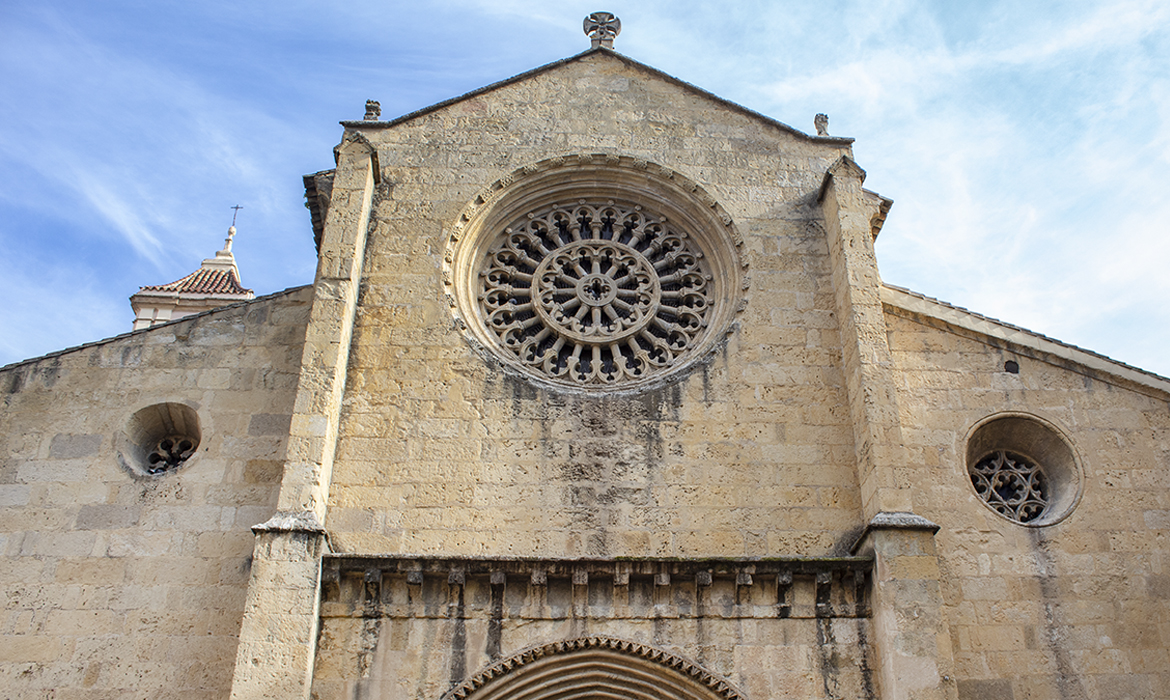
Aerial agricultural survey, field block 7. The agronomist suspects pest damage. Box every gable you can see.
[882,284,1170,397]
[348,48,852,149]
[323,48,868,562]
[353,50,855,219]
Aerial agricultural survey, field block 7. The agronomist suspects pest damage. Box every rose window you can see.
[446,155,746,393]
[968,450,1050,524]
[478,201,713,386]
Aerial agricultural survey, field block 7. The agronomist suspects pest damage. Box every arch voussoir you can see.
[440,636,749,700]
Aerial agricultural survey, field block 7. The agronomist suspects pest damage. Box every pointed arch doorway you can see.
[444,637,749,700]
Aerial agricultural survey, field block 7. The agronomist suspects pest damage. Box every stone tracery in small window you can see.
[968,450,1049,523]
[147,435,198,474]
[116,402,201,477]
[964,413,1083,527]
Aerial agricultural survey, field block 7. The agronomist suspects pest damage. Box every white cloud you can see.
[0,0,1167,376]
[0,256,127,365]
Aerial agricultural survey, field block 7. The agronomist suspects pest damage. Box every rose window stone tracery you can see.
[478,201,713,386]
[147,435,197,474]
[446,155,746,393]
[969,450,1050,524]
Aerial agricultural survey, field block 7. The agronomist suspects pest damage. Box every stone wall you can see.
[8,45,1163,700]
[327,50,863,562]
[885,304,1170,700]
[310,556,875,700]
[0,287,312,699]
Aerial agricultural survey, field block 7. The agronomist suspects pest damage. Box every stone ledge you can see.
[252,509,327,534]
[850,511,941,554]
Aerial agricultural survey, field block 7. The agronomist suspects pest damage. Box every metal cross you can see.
[230,205,243,226]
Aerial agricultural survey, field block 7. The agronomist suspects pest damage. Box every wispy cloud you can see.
[0,253,127,365]
[0,0,1167,376]
[0,6,317,255]
[709,0,1170,374]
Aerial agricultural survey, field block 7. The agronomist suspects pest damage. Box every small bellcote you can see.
[129,225,255,330]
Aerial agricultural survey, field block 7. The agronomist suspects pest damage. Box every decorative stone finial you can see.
[364,100,381,121]
[584,12,621,49]
[129,214,252,330]
[814,113,829,136]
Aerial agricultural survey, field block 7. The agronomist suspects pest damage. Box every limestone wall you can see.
[0,287,312,699]
[310,557,875,700]
[885,306,1170,699]
[327,51,863,561]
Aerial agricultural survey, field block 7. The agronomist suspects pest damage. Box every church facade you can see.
[3,19,1168,700]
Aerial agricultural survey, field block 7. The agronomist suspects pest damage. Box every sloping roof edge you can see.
[138,266,252,296]
[342,47,853,146]
[0,285,312,373]
[882,284,1170,396]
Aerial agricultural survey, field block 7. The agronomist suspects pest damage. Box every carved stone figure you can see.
[815,113,829,136]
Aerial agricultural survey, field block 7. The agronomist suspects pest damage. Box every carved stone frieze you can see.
[319,555,871,621]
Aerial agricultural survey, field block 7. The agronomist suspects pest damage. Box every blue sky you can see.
[2,0,1168,377]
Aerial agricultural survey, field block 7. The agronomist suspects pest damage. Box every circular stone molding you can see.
[965,413,1084,526]
[116,402,202,477]
[442,636,748,700]
[444,154,747,392]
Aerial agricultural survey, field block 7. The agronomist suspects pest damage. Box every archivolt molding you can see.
[443,153,748,393]
[442,636,748,700]
[445,153,745,247]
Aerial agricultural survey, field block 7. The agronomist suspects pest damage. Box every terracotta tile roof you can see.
[140,266,252,296]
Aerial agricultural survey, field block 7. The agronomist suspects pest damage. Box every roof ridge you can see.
[882,283,1170,392]
[341,48,853,146]
[0,285,311,373]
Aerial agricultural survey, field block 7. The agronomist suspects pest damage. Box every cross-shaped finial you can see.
[584,12,621,49]
[230,205,243,227]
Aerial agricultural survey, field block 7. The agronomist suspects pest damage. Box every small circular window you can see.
[117,403,202,476]
[965,414,1083,526]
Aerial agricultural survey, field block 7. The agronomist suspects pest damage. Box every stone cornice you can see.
[320,555,874,622]
[882,284,1170,397]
